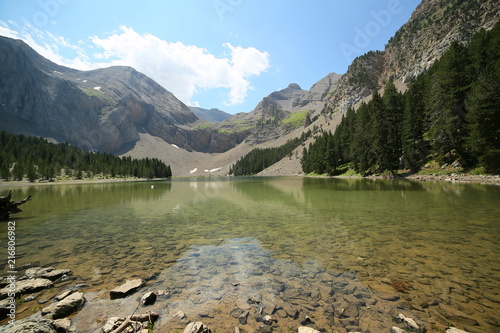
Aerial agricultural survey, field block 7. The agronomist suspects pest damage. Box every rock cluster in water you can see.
[0,242,483,333]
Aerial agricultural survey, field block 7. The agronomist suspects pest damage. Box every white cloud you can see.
[0,22,270,106]
[90,26,270,105]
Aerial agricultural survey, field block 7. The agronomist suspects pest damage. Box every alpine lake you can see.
[1,177,499,332]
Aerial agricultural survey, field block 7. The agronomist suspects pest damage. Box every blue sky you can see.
[0,0,420,114]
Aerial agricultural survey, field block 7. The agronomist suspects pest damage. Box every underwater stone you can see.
[110,279,144,300]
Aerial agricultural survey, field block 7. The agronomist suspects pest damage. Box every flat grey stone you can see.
[109,279,144,299]
[42,292,85,319]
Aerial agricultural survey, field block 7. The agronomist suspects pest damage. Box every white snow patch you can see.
[83,80,87,83]
[171,144,180,149]
[209,167,222,173]
[53,71,62,74]
[189,168,198,174]
[94,86,101,91]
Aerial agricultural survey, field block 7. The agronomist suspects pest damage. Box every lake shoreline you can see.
[0,177,164,187]
[300,173,500,185]
[1,173,499,188]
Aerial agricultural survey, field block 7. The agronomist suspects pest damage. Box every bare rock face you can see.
[326,51,385,113]
[294,73,342,108]
[0,37,247,154]
[383,0,500,83]
[325,0,500,113]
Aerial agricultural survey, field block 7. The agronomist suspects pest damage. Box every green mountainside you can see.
[301,23,500,176]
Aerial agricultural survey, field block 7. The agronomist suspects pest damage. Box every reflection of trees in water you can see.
[2,181,172,218]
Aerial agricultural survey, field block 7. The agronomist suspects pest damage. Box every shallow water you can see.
[1,177,499,332]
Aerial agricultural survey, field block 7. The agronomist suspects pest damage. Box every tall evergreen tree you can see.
[465,66,500,173]
[402,74,429,172]
[427,41,471,163]
[351,102,375,174]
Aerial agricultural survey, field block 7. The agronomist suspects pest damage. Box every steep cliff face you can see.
[325,0,500,113]
[0,36,245,153]
[326,51,385,112]
[384,0,500,82]
[294,73,342,108]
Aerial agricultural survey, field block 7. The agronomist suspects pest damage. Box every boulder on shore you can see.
[41,292,86,319]
[0,278,53,300]
[0,318,61,333]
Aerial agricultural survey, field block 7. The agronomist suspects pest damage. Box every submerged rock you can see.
[174,311,186,319]
[445,328,469,333]
[183,322,211,333]
[298,327,320,333]
[398,313,420,331]
[391,327,408,333]
[238,312,249,325]
[25,267,72,281]
[0,278,53,299]
[109,279,144,299]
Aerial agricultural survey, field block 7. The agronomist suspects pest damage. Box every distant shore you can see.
[0,177,160,187]
[1,173,499,188]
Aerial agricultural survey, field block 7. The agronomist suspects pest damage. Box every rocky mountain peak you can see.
[287,83,302,90]
[0,36,247,154]
[324,0,500,113]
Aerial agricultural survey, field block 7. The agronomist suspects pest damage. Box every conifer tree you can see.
[427,41,470,163]
[402,74,429,172]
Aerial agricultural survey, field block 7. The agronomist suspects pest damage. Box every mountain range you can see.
[0,0,498,176]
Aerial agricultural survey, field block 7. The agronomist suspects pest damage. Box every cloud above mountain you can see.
[0,22,270,106]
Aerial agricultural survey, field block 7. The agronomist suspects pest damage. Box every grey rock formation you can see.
[25,266,71,281]
[183,322,212,333]
[0,278,53,299]
[109,279,144,299]
[294,73,342,108]
[0,319,61,333]
[42,292,86,319]
[189,107,231,123]
[0,36,245,154]
[141,291,157,305]
[325,0,500,113]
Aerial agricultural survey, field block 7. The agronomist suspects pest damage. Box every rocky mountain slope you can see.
[325,0,500,113]
[0,36,245,154]
[1,0,498,177]
[188,107,231,123]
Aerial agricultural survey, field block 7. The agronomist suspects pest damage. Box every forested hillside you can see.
[230,130,312,176]
[301,23,500,176]
[0,132,172,181]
